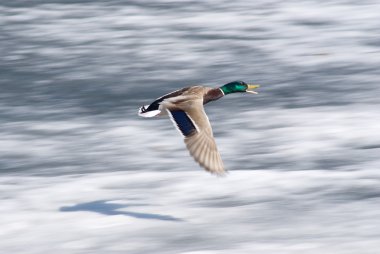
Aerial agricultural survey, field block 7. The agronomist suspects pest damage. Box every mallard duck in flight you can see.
[138,81,260,175]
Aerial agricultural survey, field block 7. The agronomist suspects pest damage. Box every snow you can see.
[2,106,380,253]
[1,169,380,254]
[2,0,380,252]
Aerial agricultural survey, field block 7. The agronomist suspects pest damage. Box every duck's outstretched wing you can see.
[166,99,225,175]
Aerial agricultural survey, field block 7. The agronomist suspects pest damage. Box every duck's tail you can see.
[138,105,161,117]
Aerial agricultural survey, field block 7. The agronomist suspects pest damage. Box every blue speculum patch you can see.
[170,110,197,136]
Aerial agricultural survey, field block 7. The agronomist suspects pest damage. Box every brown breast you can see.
[203,88,224,104]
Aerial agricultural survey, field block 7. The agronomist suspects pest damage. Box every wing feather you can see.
[191,137,203,160]
[165,97,225,175]
[184,110,225,175]
[197,137,208,164]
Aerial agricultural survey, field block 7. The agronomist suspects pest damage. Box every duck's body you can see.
[138,81,259,175]
[139,86,223,116]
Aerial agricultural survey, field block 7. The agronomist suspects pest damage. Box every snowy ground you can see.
[2,106,380,254]
[2,168,380,254]
[1,0,380,253]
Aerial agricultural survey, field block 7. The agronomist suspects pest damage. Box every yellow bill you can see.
[246,84,260,94]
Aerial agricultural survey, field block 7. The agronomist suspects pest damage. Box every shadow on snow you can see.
[60,200,182,222]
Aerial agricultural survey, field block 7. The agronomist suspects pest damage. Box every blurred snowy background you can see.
[1,0,380,253]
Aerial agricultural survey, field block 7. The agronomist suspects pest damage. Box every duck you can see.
[138,81,260,175]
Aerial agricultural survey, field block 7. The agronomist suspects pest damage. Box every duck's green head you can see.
[220,81,260,95]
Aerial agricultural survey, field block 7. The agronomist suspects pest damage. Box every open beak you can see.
[246,84,260,94]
